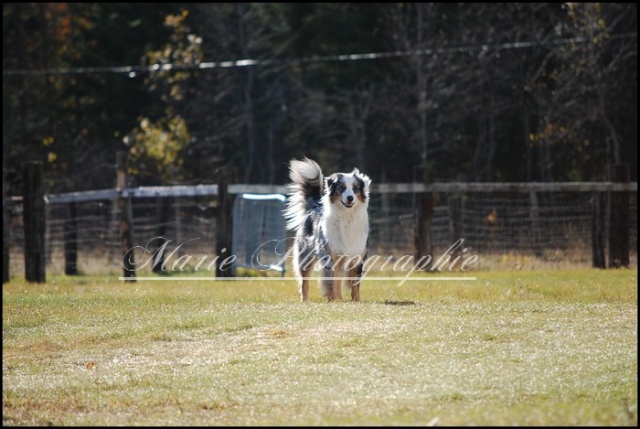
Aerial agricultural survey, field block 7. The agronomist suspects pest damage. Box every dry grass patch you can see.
[3,269,637,425]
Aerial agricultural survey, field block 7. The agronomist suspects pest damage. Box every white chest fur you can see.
[321,206,369,258]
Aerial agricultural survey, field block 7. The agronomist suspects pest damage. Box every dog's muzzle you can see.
[342,197,355,208]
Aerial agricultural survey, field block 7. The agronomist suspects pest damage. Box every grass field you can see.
[2,269,637,426]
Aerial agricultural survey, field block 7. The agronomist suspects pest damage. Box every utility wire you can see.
[2,32,636,77]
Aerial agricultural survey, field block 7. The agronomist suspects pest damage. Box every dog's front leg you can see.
[350,281,360,302]
[348,262,364,302]
[333,267,345,301]
[318,242,340,301]
[320,265,337,301]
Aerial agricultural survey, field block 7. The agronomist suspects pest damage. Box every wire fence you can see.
[368,191,637,268]
[5,186,637,277]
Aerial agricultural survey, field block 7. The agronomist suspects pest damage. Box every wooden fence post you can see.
[23,161,46,283]
[117,152,136,281]
[607,164,630,268]
[414,165,433,263]
[591,192,606,268]
[64,202,78,275]
[449,193,464,254]
[216,166,237,277]
[174,198,183,259]
[529,191,542,257]
[380,182,391,246]
[152,196,170,274]
[2,180,10,283]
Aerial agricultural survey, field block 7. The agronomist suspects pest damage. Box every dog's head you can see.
[325,168,372,209]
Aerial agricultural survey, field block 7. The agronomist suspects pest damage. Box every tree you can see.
[3,3,181,192]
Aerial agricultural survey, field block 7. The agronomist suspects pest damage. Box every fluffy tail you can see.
[284,158,323,231]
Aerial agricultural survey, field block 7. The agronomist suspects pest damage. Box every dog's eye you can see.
[338,184,346,192]
[353,186,360,194]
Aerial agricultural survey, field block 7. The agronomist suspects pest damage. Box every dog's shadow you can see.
[379,299,420,306]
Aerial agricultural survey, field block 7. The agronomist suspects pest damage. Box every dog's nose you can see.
[347,195,354,203]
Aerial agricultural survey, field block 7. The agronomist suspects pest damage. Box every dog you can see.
[284,157,372,302]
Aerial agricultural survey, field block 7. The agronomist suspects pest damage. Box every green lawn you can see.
[2,269,637,425]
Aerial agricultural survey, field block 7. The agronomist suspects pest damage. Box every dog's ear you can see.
[325,173,341,196]
[353,168,372,192]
